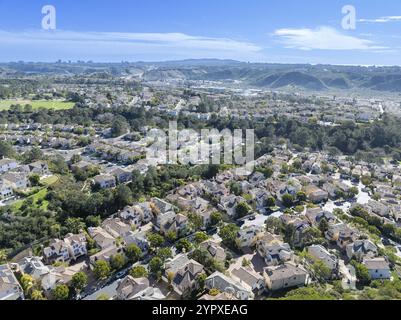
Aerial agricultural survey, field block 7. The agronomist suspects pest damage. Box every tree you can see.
[93,260,111,280]
[318,218,329,235]
[149,256,163,275]
[71,272,88,293]
[29,174,41,187]
[111,116,129,138]
[197,273,207,291]
[125,244,142,263]
[188,213,203,231]
[70,154,82,164]
[266,196,276,208]
[23,147,44,163]
[350,260,371,286]
[53,284,69,300]
[202,164,219,179]
[115,184,133,208]
[296,191,307,203]
[20,274,34,295]
[219,224,240,249]
[348,187,359,198]
[110,253,126,270]
[265,217,283,235]
[130,265,148,278]
[361,175,372,186]
[65,217,85,234]
[210,212,223,226]
[176,238,193,253]
[282,193,295,208]
[194,232,209,245]
[0,249,7,264]
[277,286,335,300]
[164,230,177,243]
[85,215,102,227]
[312,259,331,280]
[0,141,16,158]
[147,233,164,250]
[236,202,251,218]
[229,182,241,196]
[157,247,173,262]
[31,289,46,300]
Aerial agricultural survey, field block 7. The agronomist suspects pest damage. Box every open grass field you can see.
[12,188,49,211]
[40,175,59,186]
[0,99,74,111]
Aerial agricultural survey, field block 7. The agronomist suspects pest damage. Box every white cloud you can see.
[359,16,401,23]
[0,29,263,61]
[273,26,386,51]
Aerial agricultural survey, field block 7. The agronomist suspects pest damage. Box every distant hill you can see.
[2,60,401,93]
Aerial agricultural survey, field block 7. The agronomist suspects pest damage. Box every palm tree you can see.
[167,271,175,291]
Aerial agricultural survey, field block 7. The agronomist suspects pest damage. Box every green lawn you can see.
[40,175,59,186]
[12,188,49,211]
[0,100,74,111]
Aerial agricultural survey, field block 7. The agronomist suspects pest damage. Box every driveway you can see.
[339,260,356,291]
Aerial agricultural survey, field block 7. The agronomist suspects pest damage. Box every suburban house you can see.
[160,213,188,236]
[263,263,309,291]
[17,256,51,280]
[89,245,124,265]
[218,195,246,217]
[307,245,339,273]
[88,227,116,250]
[257,242,293,266]
[346,240,378,261]
[201,180,230,199]
[0,158,18,174]
[303,185,329,203]
[205,271,254,300]
[0,264,24,300]
[305,208,336,226]
[110,167,133,184]
[236,225,264,248]
[43,233,87,264]
[231,266,265,295]
[199,239,226,263]
[365,200,391,219]
[1,172,29,190]
[0,180,13,199]
[119,203,153,228]
[43,239,70,264]
[93,174,116,189]
[41,263,88,292]
[116,276,150,300]
[70,160,94,172]
[280,215,312,248]
[102,218,131,238]
[28,161,50,176]
[167,257,204,297]
[362,258,391,280]
[325,223,359,249]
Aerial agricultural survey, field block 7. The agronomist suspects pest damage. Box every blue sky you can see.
[0,0,400,65]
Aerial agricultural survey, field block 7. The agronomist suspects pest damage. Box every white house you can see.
[0,158,18,174]
[0,264,24,300]
[263,263,309,291]
[362,258,391,280]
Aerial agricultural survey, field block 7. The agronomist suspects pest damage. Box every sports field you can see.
[0,99,74,111]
